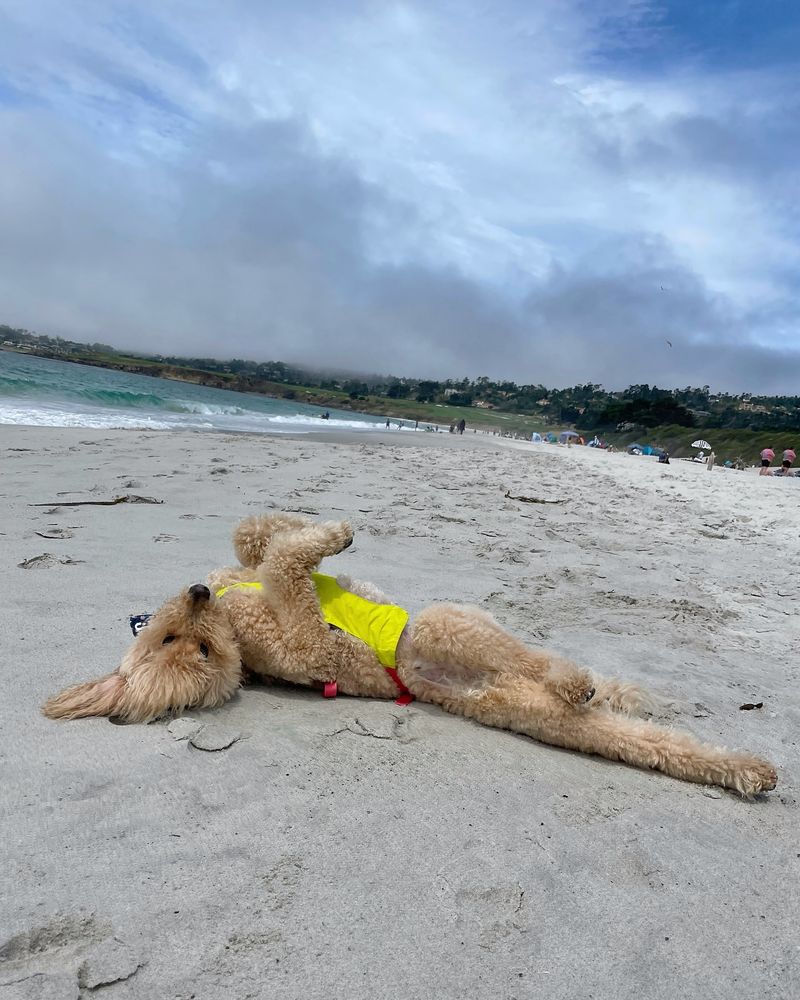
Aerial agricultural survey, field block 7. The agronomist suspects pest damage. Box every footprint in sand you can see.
[0,913,144,994]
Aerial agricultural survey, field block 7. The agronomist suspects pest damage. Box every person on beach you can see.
[385,418,390,429]
[457,418,466,435]
[760,447,775,475]
[779,447,796,475]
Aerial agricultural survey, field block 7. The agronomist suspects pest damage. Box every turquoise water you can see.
[0,351,397,434]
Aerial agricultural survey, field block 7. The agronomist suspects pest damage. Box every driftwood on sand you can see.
[29,494,164,507]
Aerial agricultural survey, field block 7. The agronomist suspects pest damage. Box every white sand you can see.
[1,425,798,999]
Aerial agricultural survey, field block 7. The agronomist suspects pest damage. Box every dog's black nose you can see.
[189,584,211,602]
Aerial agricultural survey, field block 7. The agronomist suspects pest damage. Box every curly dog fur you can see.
[43,514,778,796]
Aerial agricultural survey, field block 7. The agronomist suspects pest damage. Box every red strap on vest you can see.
[385,668,414,706]
[321,671,413,705]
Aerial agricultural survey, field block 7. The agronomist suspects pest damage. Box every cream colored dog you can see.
[43,514,777,796]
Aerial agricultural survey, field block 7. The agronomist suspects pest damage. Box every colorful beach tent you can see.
[559,430,580,443]
[530,432,543,443]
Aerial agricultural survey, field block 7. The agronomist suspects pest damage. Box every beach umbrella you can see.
[691,439,711,449]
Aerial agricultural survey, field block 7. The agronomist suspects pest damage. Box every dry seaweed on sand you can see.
[503,490,568,504]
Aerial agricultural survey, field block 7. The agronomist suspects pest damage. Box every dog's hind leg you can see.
[418,676,777,795]
[526,693,776,795]
[409,603,596,707]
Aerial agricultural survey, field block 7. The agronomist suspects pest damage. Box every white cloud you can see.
[0,0,798,390]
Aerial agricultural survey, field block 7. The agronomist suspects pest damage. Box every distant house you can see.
[473,400,496,409]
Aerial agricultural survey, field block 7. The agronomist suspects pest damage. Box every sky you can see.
[1,0,799,393]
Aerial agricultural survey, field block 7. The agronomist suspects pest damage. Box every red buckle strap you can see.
[385,667,414,706]
[321,671,413,706]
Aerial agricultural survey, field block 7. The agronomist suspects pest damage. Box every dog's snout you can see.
[189,584,211,602]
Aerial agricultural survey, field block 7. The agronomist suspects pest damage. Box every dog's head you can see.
[42,584,243,723]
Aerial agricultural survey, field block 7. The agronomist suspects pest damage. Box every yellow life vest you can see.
[215,573,409,668]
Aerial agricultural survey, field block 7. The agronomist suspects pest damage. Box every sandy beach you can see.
[1,425,798,999]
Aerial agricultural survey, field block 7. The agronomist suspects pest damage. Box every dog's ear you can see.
[41,672,127,721]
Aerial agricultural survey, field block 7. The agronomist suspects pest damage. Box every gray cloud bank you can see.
[0,2,798,393]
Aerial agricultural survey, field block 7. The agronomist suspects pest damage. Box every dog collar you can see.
[129,613,153,636]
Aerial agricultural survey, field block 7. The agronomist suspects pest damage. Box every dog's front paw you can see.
[320,521,354,555]
[339,524,354,551]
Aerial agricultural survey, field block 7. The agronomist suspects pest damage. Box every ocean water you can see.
[0,351,403,435]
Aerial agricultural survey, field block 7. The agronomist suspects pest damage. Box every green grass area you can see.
[46,349,242,384]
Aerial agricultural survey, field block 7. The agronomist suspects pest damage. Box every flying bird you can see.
[666,340,673,348]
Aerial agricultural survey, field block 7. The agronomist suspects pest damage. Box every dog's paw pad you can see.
[552,671,596,707]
